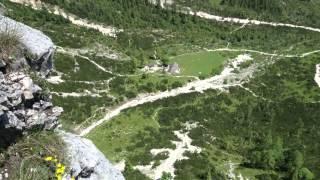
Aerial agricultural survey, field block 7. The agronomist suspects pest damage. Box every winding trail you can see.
[185,10,320,33]
[56,47,120,76]
[51,91,101,98]
[10,0,320,38]
[150,0,320,34]
[12,0,320,138]
[79,48,320,136]
[9,0,121,37]
[79,54,254,136]
[314,64,320,88]
[205,48,320,58]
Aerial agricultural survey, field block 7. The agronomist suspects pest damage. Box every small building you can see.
[167,63,180,74]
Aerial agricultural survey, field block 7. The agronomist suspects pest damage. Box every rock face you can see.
[0,71,62,148]
[0,14,125,180]
[0,15,55,76]
[60,132,125,180]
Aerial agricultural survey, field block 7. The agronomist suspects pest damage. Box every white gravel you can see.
[134,130,201,179]
[47,75,64,84]
[314,64,320,87]
[149,0,173,8]
[114,160,126,172]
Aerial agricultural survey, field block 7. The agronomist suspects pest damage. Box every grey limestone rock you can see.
[0,15,55,75]
[0,71,62,136]
[60,132,125,180]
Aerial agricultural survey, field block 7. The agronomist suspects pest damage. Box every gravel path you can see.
[79,54,253,136]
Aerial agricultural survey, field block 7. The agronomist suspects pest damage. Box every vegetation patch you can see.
[0,132,67,180]
[88,54,320,179]
[87,108,160,162]
[170,51,228,77]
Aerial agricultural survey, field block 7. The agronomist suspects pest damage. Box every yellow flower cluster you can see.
[44,156,66,180]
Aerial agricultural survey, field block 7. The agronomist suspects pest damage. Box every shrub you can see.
[2,132,68,180]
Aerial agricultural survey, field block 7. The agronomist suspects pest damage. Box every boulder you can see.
[0,15,55,75]
[0,71,62,149]
[60,132,125,180]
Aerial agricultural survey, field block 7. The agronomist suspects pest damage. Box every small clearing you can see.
[171,51,227,76]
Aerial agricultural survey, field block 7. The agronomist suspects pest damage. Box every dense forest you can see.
[220,0,282,12]
[176,0,320,27]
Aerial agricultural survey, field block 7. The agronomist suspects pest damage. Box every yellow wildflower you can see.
[44,156,53,161]
[44,155,67,180]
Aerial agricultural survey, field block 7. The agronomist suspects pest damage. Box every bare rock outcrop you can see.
[0,14,125,180]
[60,132,125,180]
[0,71,63,148]
[0,15,55,76]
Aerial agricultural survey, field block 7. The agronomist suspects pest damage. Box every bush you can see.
[1,132,67,180]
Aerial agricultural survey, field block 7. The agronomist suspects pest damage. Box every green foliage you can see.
[297,168,315,180]
[52,95,113,130]
[176,0,320,27]
[246,135,284,170]
[89,54,320,179]
[174,153,227,180]
[123,162,151,180]
[161,172,173,180]
[1,132,67,180]
[220,0,282,12]
[5,0,320,179]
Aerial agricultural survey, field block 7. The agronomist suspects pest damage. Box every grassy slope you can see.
[88,108,160,162]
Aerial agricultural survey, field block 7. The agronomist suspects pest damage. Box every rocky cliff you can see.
[0,15,124,180]
[61,132,125,180]
[0,71,62,149]
[0,15,55,76]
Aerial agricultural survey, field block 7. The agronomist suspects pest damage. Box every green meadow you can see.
[170,51,227,77]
